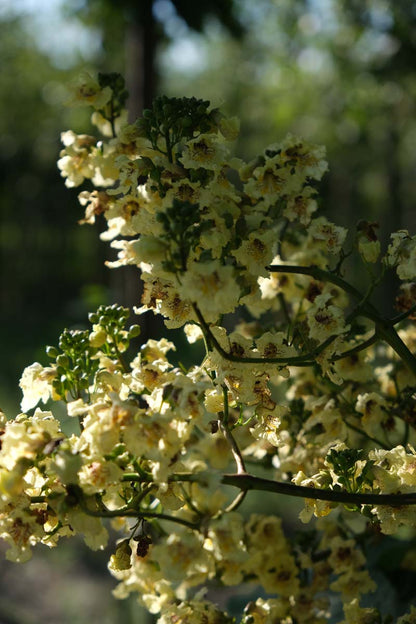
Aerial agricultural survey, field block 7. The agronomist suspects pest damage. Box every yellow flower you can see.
[257,551,300,596]
[385,230,416,280]
[152,531,214,586]
[157,600,233,624]
[341,598,381,624]
[244,161,291,207]
[66,508,109,550]
[330,568,376,599]
[355,392,391,439]
[398,605,416,624]
[283,186,318,225]
[1,410,61,470]
[250,405,288,447]
[279,134,328,180]
[327,536,366,574]
[242,597,289,624]
[302,397,347,445]
[184,323,204,344]
[57,131,96,187]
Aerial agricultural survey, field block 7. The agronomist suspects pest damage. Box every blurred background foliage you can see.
[0,0,415,621]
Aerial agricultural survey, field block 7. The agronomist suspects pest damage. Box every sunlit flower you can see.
[67,71,112,109]
[19,363,57,412]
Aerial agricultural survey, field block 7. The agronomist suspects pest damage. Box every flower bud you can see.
[89,327,107,348]
[46,346,59,358]
[110,539,132,571]
[128,324,141,338]
[56,354,70,368]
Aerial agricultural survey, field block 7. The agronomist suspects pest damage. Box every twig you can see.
[192,303,341,367]
[332,333,378,361]
[218,385,248,512]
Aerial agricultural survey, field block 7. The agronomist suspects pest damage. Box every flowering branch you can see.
[7,76,416,623]
[267,263,416,377]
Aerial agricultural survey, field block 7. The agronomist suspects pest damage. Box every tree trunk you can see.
[112,1,162,342]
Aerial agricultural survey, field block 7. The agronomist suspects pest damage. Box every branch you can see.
[267,263,371,310]
[192,303,335,367]
[390,304,416,325]
[219,385,246,474]
[375,320,416,378]
[118,469,416,506]
[222,473,416,506]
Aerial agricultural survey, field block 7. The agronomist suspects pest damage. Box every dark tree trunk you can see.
[126,0,157,120]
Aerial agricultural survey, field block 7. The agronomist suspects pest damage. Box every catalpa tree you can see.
[2,72,416,623]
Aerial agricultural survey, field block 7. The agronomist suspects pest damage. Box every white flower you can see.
[179,133,228,170]
[19,363,56,412]
[178,261,241,323]
[184,324,204,344]
[308,216,347,255]
[67,71,112,109]
[307,293,350,342]
[385,230,416,280]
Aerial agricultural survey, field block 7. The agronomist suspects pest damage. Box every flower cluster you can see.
[2,73,416,623]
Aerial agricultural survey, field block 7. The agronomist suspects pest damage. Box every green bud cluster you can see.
[46,305,140,400]
[137,95,219,161]
[89,304,140,356]
[156,199,213,272]
[88,303,129,333]
[47,329,98,400]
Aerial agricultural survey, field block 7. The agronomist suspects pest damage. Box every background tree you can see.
[161,0,416,234]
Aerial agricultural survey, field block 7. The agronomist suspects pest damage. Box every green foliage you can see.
[157,199,213,272]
